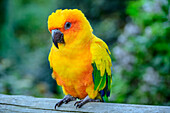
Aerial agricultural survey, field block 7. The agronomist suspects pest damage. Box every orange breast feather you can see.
[49,43,94,99]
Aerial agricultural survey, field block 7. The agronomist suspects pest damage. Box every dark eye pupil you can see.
[65,22,71,29]
[66,23,70,27]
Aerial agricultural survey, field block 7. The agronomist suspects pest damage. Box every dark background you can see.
[0,0,169,105]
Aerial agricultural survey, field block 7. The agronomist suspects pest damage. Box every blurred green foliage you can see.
[111,0,170,105]
[0,0,169,105]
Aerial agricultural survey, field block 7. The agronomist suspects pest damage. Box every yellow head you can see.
[48,9,93,48]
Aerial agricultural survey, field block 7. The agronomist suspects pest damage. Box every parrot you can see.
[47,9,112,108]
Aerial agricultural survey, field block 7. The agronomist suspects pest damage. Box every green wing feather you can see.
[92,63,106,91]
[90,35,112,100]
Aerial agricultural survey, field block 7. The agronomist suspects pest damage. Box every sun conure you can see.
[47,9,112,108]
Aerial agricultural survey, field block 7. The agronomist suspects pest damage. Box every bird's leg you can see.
[74,95,101,108]
[55,94,77,109]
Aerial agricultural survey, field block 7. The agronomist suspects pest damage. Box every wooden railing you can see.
[0,94,169,112]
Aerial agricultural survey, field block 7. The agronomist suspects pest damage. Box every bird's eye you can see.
[64,22,71,30]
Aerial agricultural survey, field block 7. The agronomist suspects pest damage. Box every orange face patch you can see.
[47,9,93,47]
[48,9,84,33]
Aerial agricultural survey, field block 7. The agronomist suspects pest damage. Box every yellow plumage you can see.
[47,9,112,107]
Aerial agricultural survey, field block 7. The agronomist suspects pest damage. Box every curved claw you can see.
[74,100,82,106]
[54,95,76,109]
[55,99,64,108]
[74,96,101,108]
[76,103,83,109]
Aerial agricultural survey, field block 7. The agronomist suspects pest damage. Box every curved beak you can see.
[52,29,64,49]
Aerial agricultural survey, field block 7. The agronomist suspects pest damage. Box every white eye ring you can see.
[64,22,71,30]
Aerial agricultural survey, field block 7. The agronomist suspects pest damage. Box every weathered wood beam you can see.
[0,94,169,113]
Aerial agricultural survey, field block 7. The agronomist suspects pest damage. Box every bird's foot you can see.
[55,95,77,109]
[74,95,101,108]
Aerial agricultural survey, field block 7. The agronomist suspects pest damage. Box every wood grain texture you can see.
[0,94,170,113]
